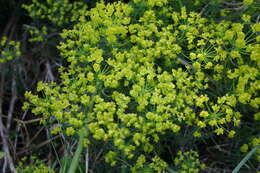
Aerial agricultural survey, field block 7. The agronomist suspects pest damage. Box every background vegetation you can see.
[0,0,259,173]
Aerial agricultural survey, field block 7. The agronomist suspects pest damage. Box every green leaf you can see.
[60,155,73,173]
[166,167,178,173]
[68,129,85,173]
[232,145,260,173]
[0,152,6,159]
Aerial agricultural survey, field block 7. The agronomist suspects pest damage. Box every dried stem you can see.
[257,15,260,23]
[0,64,17,173]
[224,5,246,11]
[91,142,107,169]
[177,57,194,69]
[86,148,89,173]
[1,115,43,125]
[7,66,17,131]
[199,4,208,15]
[16,135,60,156]
[2,16,16,37]
[45,60,55,82]
[14,109,28,154]
[223,2,243,6]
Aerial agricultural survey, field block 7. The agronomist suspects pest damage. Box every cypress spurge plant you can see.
[24,0,260,172]
[16,156,55,173]
[22,0,88,43]
[0,36,21,63]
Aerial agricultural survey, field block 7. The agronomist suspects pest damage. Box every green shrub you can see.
[23,0,259,172]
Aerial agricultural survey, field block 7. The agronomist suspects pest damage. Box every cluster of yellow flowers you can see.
[22,0,87,26]
[16,156,55,173]
[174,150,205,173]
[22,0,88,42]
[0,36,21,63]
[24,0,259,171]
[240,137,260,161]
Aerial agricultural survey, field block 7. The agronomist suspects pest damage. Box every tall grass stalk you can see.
[68,129,85,173]
[232,145,260,173]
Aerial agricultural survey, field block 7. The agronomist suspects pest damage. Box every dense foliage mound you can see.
[0,0,259,172]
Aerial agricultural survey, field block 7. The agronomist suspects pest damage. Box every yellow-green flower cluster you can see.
[240,137,260,161]
[131,154,168,172]
[22,0,88,43]
[174,150,205,173]
[16,156,55,173]
[243,0,254,5]
[27,25,48,43]
[22,0,87,26]
[24,0,260,171]
[149,155,168,172]
[0,36,21,63]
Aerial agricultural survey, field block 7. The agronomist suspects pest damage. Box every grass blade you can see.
[166,167,178,173]
[232,145,260,173]
[68,129,84,173]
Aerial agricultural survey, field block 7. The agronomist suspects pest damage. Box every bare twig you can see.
[46,127,62,168]
[2,115,44,125]
[86,148,89,173]
[0,64,17,173]
[2,15,17,37]
[46,32,60,39]
[18,63,29,90]
[91,142,107,169]
[199,4,209,15]
[9,18,18,41]
[207,143,232,155]
[7,66,17,131]
[177,57,194,69]
[0,65,8,172]
[16,135,60,156]
[224,5,246,11]
[223,2,243,6]
[22,24,38,30]
[21,28,28,52]
[27,127,45,148]
[222,1,247,11]
[14,110,28,154]
[3,113,43,152]
[257,15,260,23]
[45,60,55,82]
